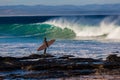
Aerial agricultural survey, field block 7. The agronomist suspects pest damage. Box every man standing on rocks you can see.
[37,37,55,55]
[43,37,48,55]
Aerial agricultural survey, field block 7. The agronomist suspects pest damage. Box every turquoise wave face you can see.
[0,23,76,39]
[1,16,120,40]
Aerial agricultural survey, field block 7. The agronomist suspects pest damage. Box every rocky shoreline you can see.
[0,54,120,79]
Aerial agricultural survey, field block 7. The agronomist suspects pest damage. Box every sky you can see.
[0,0,120,6]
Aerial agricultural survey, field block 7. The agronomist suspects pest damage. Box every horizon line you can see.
[0,3,120,6]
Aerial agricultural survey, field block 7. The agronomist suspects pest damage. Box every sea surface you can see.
[0,15,120,59]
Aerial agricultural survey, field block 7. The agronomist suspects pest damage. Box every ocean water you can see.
[0,15,120,59]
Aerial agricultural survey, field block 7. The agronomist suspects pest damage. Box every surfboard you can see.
[37,39,55,51]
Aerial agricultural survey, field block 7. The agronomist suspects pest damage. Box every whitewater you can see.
[0,15,120,59]
[45,16,120,40]
[0,16,120,40]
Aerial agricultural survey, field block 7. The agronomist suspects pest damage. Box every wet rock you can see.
[0,56,18,62]
[112,51,119,53]
[22,60,98,71]
[106,54,120,62]
[0,60,21,71]
[0,54,120,79]
[95,68,120,75]
[59,55,75,59]
[0,76,4,80]
[20,70,95,79]
[67,70,95,75]
[69,57,100,62]
[0,65,19,71]
[0,56,4,61]
[103,62,120,69]
[28,54,54,58]
[7,74,22,79]
[23,71,66,79]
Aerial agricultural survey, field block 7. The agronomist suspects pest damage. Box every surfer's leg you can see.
[44,48,47,54]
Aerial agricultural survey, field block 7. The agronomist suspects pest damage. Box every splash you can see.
[45,16,120,40]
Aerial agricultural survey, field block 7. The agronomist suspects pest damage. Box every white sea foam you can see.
[0,39,120,59]
[45,16,120,40]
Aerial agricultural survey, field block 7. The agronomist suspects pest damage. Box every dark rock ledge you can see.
[0,54,119,79]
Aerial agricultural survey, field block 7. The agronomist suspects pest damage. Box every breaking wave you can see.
[0,23,75,39]
[0,16,120,40]
[45,16,120,40]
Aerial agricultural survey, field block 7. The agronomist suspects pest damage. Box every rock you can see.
[106,54,120,62]
[0,56,4,61]
[59,55,75,59]
[7,74,22,79]
[28,54,55,58]
[69,57,100,62]
[23,71,66,79]
[0,56,18,61]
[112,51,119,53]
[0,54,120,79]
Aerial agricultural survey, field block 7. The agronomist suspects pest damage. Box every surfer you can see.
[37,37,55,55]
[43,37,48,54]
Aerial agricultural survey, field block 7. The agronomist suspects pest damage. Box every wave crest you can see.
[0,16,120,40]
[45,16,120,40]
